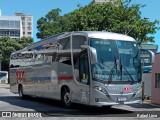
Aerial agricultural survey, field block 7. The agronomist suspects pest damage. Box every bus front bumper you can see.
[91,100,141,107]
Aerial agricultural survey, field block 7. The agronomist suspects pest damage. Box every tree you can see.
[0,36,33,71]
[36,8,62,39]
[36,0,159,45]
[17,37,34,48]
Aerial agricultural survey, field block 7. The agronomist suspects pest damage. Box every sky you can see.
[0,0,160,51]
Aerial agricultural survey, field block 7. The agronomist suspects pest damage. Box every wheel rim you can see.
[64,92,71,105]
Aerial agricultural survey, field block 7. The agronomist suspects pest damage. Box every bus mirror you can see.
[80,45,88,49]
[140,49,155,64]
[80,45,97,64]
[89,47,97,64]
[148,50,155,64]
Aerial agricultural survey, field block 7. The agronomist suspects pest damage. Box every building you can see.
[0,10,33,38]
[141,44,158,53]
[15,12,33,38]
[0,16,23,39]
[93,0,111,3]
[93,0,121,4]
[151,53,160,105]
[140,44,158,99]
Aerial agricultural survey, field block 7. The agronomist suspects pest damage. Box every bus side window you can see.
[79,51,90,85]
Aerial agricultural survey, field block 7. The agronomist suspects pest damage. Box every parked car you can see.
[0,71,8,84]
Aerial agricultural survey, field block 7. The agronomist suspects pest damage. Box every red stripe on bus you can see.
[58,76,73,80]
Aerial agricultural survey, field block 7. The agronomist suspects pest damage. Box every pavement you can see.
[0,83,160,120]
[0,83,10,88]
[144,100,160,108]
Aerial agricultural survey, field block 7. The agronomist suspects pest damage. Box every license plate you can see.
[117,97,127,102]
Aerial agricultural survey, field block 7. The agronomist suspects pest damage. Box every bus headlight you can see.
[94,86,107,94]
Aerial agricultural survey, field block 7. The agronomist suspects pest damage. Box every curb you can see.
[150,103,160,107]
[144,99,160,107]
[0,84,10,87]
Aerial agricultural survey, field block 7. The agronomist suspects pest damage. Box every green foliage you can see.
[36,8,62,39]
[36,0,159,45]
[17,37,34,48]
[0,36,33,71]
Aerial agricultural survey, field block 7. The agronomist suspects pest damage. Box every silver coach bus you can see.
[10,31,143,107]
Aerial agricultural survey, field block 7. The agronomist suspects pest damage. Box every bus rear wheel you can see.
[62,87,72,108]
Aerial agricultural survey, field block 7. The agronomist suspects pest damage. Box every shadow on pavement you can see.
[0,94,134,117]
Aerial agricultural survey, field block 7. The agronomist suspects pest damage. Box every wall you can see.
[151,53,160,104]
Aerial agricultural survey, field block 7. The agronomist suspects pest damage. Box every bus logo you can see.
[16,69,25,82]
[124,86,132,92]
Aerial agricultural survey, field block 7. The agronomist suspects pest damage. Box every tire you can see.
[62,87,72,108]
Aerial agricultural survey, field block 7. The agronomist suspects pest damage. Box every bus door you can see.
[73,50,90,104]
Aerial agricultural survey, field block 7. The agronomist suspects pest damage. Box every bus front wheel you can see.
[62,87,72,108]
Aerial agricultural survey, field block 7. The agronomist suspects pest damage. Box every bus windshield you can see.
[90,38,141,84]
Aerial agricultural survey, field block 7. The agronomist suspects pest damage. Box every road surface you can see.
[0,84,160,119]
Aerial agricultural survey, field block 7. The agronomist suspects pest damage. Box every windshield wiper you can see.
[121,64,135,84]
[108,55,134,84]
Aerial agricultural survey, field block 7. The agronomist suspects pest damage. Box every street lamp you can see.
[126,17,149,35]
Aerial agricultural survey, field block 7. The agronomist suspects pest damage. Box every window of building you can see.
[15,30,20,36]
[27,32,31,35]
[27,22,31,25]
[6,30,9,35]
[27,26,31,30]
[155,73,160,88]
[0,20,20,29]
[9,21,14,27]
[22,17,25,20]
[0,29,21,37]
[10,31,15,36]
[22,22,25,25]
[14,21,20,28]
[27,18,31,21]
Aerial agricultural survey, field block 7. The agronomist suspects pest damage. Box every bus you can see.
[10,31,145,107]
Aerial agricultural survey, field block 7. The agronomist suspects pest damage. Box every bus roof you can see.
[11,31,135,55]
[77,31,135,41]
